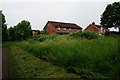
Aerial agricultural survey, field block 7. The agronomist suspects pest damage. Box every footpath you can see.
[7,45,81,78]
[2,46,8,79]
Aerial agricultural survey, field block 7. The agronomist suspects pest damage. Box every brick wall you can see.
[45,23,56,34]
[85,24,100,34]
[56,26,80,33]
[45,23,81,34]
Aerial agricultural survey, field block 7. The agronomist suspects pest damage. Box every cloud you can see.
[0,1,119,31]
[0,0,120,2]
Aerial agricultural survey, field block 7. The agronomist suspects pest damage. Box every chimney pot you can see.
[92,22,95,25]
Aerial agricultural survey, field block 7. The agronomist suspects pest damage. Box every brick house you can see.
[84,22,108,35]
[43,21,82,34]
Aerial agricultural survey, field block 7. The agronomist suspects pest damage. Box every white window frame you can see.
[100,27,103,33]
[63,28,67,31]
[57,27,61,31]
[69,28,72,31]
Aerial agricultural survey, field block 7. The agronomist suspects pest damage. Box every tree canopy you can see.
[16,20,32,40]
[0,11,8,42]
[8,20,32,41]
[1,11,32,41]
[100,2,120,32]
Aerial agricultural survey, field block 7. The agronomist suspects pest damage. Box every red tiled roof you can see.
[44,21,82,29]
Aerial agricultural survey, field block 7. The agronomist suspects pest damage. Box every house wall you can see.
[85,24,100,34]
[45,23,56,34]
[32,31,36,35]
[55,26,81,34]
[99,27,109,34]
[84,24,109,35]
[45,24,81,34]
[32,31,39,35]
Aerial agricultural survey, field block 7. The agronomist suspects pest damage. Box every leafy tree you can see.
[0,11,8,42]
[14,20,32,40]
[100,2,120,32]
[7,20,32,41]
[7,27,16,41]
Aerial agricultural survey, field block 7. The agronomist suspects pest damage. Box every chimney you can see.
[92,22,95,25]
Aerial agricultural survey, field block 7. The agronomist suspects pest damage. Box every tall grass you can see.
[17,35,119,79]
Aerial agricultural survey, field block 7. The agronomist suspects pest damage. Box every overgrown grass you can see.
[7,44,80,78]
[17,34,119,79]
[27,34,58,42]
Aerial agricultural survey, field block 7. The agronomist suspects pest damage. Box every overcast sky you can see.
[0,0,119,31]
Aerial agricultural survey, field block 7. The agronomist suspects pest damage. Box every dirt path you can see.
[0,45,2,79]
[2,46,8,79]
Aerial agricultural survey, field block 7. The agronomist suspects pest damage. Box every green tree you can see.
[7,27,16,41]
[100,2,120,32]
[0,11,8,42]
[15,20,32,40]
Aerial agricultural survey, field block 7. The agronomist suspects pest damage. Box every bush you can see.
[28,34,58,42]
[104,31,119,38]
[70,31,99,40]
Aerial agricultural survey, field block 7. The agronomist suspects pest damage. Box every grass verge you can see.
[7,44,81,78]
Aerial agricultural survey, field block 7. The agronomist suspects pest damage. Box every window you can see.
[69,28,71,31]
[100,27,103,33]
[63,28,66,31]
[57,27,61,31]
[74,29,76,31]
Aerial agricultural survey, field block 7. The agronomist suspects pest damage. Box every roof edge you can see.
[44,21,83,29]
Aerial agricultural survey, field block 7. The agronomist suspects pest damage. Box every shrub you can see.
[70,31,99,40]
[28,34,58,42]
[104,31,119,38]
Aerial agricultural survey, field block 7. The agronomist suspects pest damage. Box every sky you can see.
[0,0,119,31]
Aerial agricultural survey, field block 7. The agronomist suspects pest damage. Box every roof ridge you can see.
[48,21,77,25]
[43,21,82,29]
